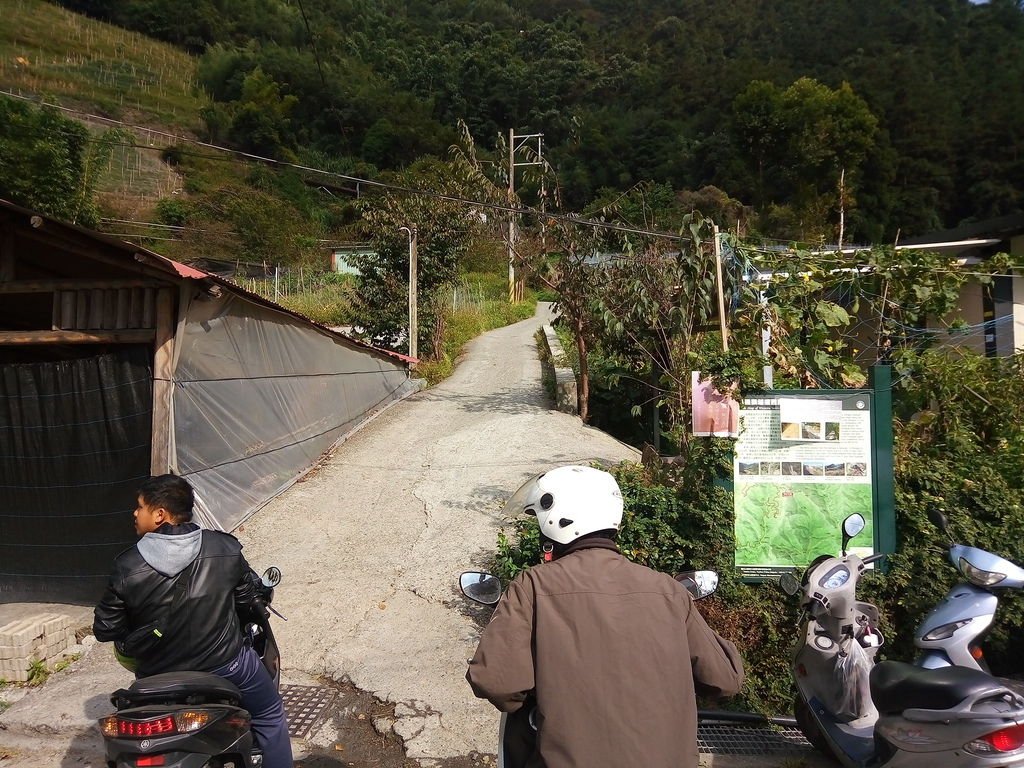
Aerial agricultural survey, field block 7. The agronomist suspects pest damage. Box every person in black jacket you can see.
[94,474,292,768]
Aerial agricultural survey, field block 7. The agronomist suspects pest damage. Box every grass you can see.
[26,658,48,687]
[52,653,80,674]
[0,0,207,130]
[276,281,357,327]
[21,652,81,688]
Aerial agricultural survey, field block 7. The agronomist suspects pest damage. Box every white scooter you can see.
[915,507,1024,671]
[781,514,1024,767]
[458,569,720,768]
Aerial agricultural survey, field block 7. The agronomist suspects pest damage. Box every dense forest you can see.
[52,0,1024,242]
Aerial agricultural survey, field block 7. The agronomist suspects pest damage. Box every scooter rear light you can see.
[136,757,166,767]
[100,716,118,738]
[117,715,177,737]
[966,723,1024,755]
[173,710,211,733]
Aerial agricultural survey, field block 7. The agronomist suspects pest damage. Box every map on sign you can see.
[734,394,874,579]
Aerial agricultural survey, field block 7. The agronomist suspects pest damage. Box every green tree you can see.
[227,68,299,159]
[731,78,878,240]
[0,97,121,227]
[354,156,488,355]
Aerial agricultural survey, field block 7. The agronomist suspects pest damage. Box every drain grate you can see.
[698,722,811,755]
[280,684,337,739]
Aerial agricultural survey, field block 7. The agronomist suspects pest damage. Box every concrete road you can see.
[236,302,639,761]
[0,303,834,767]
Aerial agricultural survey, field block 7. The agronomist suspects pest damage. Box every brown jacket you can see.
[467,540,744,768]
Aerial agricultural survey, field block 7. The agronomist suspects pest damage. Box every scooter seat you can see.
[870,660,1003,715]
[113,671,242,707]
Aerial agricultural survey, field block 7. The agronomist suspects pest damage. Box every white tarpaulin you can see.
[169,292,414,530]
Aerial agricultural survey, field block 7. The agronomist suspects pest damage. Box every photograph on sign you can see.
[733,394,874,579]
[691,371,739,438]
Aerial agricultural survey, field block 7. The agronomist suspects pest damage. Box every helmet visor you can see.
[501,472,545,518]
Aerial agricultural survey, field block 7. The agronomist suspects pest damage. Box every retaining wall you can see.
[541,324,578,415]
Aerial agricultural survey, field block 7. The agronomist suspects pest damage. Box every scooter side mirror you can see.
[261,566,282,588]
[841,513,866,555]
[674,570,719,599]
[779,572,801,596]
[460,572,502,605]
[927,507,950,535]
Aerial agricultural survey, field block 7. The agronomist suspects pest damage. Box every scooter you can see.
[98,566,285,768]
[781,514,1024,767]
[915,508,1024,671]
[458,569,720,768]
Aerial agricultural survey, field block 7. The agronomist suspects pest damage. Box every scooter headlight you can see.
[959,556,1007,587]
[921,618,973,642]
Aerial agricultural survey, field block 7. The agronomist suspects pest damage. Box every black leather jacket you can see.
[94,525,259,678]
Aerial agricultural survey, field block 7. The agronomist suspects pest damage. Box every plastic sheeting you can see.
[170,293,413,531]
[0,349,151,603]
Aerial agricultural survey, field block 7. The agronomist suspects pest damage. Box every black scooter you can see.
[98,566,284,768]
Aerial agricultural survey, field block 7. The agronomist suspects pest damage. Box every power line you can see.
[0,89,693,243]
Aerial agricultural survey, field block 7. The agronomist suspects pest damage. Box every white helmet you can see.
[503,465,623,545]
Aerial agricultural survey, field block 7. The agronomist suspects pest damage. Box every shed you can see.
[0,200,416,603]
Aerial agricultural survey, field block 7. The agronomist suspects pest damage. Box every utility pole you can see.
[507,129,544,303]
[400,225,418,360]
[713,224,729,352]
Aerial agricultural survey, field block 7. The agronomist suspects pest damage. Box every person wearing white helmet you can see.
[466,465,744,768]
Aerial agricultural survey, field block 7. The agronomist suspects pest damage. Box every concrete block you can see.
[0,641,33,661]
[42,614,70,636]
[0,618,43,647]
[45,639,68,661]
[1,666,30,682]
[0,656,32,675]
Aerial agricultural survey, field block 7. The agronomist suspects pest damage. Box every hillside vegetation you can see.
[52,0,1024,242]
[0,0,206,129]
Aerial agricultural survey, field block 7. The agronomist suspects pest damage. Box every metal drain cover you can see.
[698,723,811,755]
[280,684,337,739]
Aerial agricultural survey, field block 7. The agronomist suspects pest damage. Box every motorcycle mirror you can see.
[841,513,865,555]
[927,507,951,535]
[460,572,502,605]
[779,572,801,596]
[843,514,866,538]
[261,566,282,588]
[674,570,719,600]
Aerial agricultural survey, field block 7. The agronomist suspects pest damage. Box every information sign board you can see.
[734,391,875,579]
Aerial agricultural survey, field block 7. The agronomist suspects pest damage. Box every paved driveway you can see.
[236,303,639,761]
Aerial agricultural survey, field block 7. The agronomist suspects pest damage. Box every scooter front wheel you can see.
[794,696,835,761]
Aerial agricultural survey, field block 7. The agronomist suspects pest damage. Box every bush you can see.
[155,197,192,227]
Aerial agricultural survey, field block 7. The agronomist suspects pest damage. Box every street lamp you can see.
[399,225,418,360]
